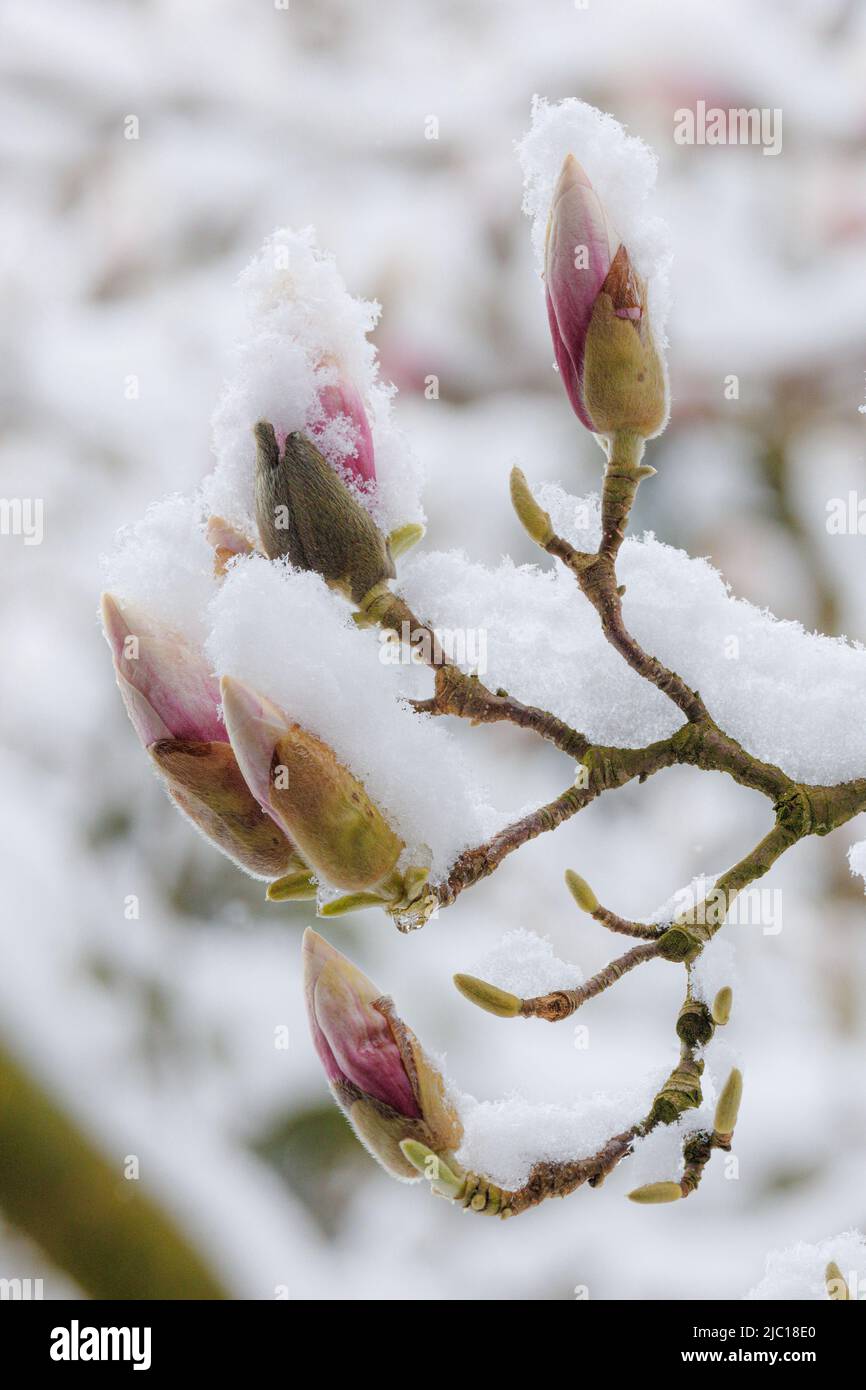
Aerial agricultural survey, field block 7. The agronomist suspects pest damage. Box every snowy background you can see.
[2,0,866,1300]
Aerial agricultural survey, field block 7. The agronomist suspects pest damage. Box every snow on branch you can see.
[99,96,866,1222]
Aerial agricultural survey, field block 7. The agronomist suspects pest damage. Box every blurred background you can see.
[1,0,865,1300]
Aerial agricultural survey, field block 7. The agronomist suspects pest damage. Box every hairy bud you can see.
[221,676,404,895]
[509,467,553,547]
[253,422,394,604]
[304,930,463,1181]
[711,986,733,1026]
[565,869,599,914]
[544,154,668,442]
[628,1181,683,1205]
[713,1067,743,1138]
[150,739,303,881]
[453,973,522,1018]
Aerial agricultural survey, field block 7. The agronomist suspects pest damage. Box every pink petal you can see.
[313,375,376,485]
[544,155,620,428]
[306,934,420,1119]
[219,676,290,816]
[302,929,346,1085]
[546,285,595,431]
[101,594,223,746]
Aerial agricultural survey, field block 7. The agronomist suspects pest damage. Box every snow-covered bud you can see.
[628,1181,683,1205]
[100,595,300,879]
[101,593,224,747]
[313,365,376,486]
[253,422,395,605]
[303,929,462,1180]
[453,973,522,1018]
[711,986,733,1026]
[825,1262,850,1301]
[713,1067,743,1138]
[221,677,404,895]
[545,154,668,441]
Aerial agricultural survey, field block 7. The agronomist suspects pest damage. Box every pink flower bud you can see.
[302,929,463,1180]
[220,676,404,893]
[100,593,223,746]
[303,929,419,1117]
[311,362,376,486]
[545,154,620,430]
[545,155,667,439]
[101,595,300,880]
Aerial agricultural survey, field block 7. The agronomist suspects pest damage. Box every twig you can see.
[520,942,660,1021]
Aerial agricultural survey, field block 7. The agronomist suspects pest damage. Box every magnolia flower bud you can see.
[544,154,668,441]
[221,677,404,895]
[101,595,300,879]
[253,422,394,604]
[303,929,462,1180]
[101,593,223,747]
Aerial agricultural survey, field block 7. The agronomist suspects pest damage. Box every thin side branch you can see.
[520,941,660,1021]
[374,592,592,762]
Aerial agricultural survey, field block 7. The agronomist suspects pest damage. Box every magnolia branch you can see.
[424,455,866,1218]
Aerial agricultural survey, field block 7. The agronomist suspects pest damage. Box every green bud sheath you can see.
[317,891,389,916]
[628,1181,683,1204]
[387,522,425,559]
[269,725,404,892]
[253,423,395,603]
[711,986,733,1026]
[149,738,301,880]
[266,869,319,901]
[453,973,521,1018]
[509,467,553,547]
[713,1067,743,1137]
[399,1141,466,1199]
[825,1261,850,1301]
[565,869,599,914]
[346,1098,426,1181]
[582,249,668,440]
